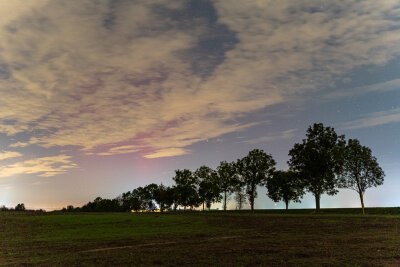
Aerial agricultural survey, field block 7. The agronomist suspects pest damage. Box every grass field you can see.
[1,209,400,266]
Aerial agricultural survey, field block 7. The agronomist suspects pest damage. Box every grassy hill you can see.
[1,209,400,266]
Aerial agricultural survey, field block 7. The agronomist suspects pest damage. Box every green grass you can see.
[1,209,400,266]
[250,207,400,215]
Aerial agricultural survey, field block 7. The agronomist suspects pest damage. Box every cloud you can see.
[32,180,50,186]
[0,151,22,161]
[325,78,400,99]
[0,155,76,178]
[97,145,140,156]
[144,148,189,159]
[0,0,399,177]
[340,108,400,130]
[240,129,297,144]
[8,142,29,148]
[212,0,400,95]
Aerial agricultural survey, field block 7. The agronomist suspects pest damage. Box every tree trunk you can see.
[285,200,289,210]
[359,192,365,215]
[203,202,205,211]
[250,185,255,212]
[224,191,227,211]
[315,193,320,212]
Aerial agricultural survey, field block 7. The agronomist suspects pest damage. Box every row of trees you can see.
[64,123,384,214]
[0,203,26,211]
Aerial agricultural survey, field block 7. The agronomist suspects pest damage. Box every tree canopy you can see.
[237,149,276,211]
[173,169,200,209]
[338,139,385,214]
[216,161,239,210]
[288,123,345,211]
[267,170,304,210]
[195,166,221,210]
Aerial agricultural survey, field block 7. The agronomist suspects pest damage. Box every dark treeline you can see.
[0,203,45,213]
[62,123,385,214]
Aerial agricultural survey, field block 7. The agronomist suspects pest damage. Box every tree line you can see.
[62,123,384,214]
[0,203,45,213]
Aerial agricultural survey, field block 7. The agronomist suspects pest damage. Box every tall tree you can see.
[234,187,247,210]
[131,186,155,211]
[195,166,221,210]
[170,186,179,211]
[267,170,304,210]
[152,184,175,212]
[233,174,246,210]
[173,169,200,210]
[217,161,239,211]
[338,139,385,215]
[288,123,346,212]
[237,149,276,211]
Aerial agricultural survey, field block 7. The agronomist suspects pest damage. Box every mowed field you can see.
[1,209,400,266]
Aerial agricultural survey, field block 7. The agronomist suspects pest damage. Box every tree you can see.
[170,186,179,211]
[173,169,200,210]
[132,186,156,211]
[267,170,304,210]
[237,149,276,211]
[338,139,385,215]
[195,166,221,210]
[216,161,239,210]
[0,205,9,211]
[288,123,346,212]
[15,203,26,211]
[152,184,175,212]
[234,187,247,210]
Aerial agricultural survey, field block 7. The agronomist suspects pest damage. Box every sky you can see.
[0,0,399,211]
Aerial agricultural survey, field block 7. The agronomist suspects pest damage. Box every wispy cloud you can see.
[0,155,76,178]
[240,129,297,144]
[32,180,51,186]
[144,148,189,159]
[0,151,22,161]
[97,145,140,156]
[0,1,400,176]
[325,78,400,99]
[8,142,29,148]
[340,108,400,130]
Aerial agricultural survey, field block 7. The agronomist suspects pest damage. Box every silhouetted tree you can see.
[152,184,175,212]
[232,173,246,210]
[288,123,346,212]
[0,205,9,211]
[338,139,385,215]
[173,169,200,210]
[131,186,155,211]
[234,187,247,210]
[170,186,179,211]
[267,170,304,210]
[195,166,221,210]
[127,192,142,212]
[217,161,239,211]
[15,203,26,211]
[119,191,134,211]
[237,149,276,211]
